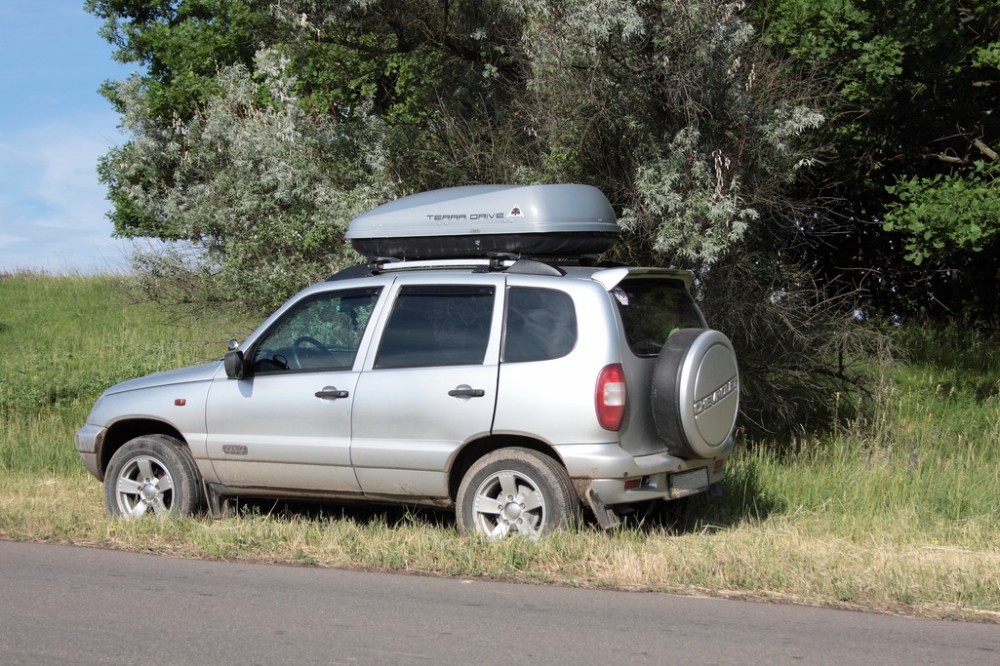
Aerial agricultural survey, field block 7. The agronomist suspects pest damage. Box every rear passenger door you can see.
[350,274,505,498]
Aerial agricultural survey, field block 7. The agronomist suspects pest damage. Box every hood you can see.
[104,361,223,395]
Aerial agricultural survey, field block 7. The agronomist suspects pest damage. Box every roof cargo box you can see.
[346,184,619,260]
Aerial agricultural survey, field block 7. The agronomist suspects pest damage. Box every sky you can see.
[0,1,138,274]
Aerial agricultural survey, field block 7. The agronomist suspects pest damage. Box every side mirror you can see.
[224,350,247,380]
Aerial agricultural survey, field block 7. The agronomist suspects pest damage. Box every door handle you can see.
[315,388,349,399]
[448,387,485,398]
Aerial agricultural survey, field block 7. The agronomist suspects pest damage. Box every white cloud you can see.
[0,113,135,274]
[0,231,27,249]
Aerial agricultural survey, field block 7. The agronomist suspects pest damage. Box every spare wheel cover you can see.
[651,329,739,458]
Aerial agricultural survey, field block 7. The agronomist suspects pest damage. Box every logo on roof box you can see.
[425,212,506,221]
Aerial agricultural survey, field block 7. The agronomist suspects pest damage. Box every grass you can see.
[0,275,250,474]
[1,275,997,622]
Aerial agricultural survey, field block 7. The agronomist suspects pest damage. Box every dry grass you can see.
[2,473,996,623]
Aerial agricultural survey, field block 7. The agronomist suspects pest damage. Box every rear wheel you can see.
[104,435,204,518]
[456,448,580,540]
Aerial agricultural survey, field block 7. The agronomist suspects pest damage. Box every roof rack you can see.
[376,257,509,272]
[327,256,570,281]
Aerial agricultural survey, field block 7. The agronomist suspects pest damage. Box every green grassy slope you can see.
[1,275,996,620]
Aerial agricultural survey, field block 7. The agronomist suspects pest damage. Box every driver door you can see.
[204,287,383,493]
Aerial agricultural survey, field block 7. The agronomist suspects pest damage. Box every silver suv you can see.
[76,185,739,538]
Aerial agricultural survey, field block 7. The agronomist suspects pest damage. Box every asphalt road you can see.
[0,539,996,665]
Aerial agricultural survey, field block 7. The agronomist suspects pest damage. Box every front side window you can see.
[251,288,381,373]
[614,277,704,357]
[375,285,495,369]
[503,287,577,363]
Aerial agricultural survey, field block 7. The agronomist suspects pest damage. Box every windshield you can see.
[612,277,705,357]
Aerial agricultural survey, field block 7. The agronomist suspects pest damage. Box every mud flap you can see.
[586,488,621,530]
[203,481,231,520]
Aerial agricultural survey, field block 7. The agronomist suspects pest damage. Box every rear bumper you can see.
[558,440,730,507]
[582,463,725,505]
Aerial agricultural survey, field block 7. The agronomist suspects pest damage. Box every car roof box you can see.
[346,184,619,260]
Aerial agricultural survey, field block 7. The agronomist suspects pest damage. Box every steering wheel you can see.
[292,335,332,368]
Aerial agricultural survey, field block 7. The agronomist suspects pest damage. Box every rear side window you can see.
[503,287,577,363]
[375,285,495,368]
[613,277,704,357]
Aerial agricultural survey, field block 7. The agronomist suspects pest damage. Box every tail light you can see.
[595,363,626,431]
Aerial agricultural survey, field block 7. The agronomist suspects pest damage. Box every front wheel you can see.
[104,435,204,518]
[456,448,580,540]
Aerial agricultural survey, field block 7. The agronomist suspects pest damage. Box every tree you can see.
[102,50,395,310]
[756,0,1000,323]
[92,0,826,269]
[884,160,999,266]
[88,0,529,247]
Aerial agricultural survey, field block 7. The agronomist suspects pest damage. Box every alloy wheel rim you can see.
[471,470,546,540]
[115,455,175,518]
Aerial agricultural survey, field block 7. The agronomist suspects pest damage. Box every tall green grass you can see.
[1,276,997,619]
[0,275,253,474]
[719,326,999,549]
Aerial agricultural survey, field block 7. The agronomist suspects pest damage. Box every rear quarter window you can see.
[613,277,704,357]
[503,287,577,363]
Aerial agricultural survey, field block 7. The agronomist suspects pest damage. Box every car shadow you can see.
[617,461,785,535]
[221,454,781,537]
[225,496,457,530]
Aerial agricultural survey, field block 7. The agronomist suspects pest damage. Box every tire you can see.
[456,448,580,540]
[651,329,740,459]
[104,435,204,518]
